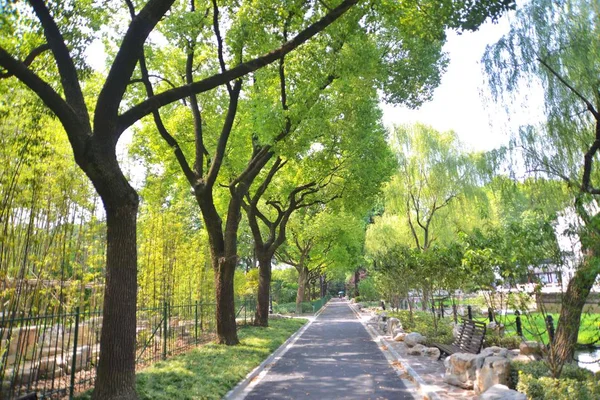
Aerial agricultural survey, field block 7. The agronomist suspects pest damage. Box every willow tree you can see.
[484,0,600,367]
[377,124,490,309]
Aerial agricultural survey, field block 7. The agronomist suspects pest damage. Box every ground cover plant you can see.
[386,310,454,345]
[510,360,600,400]
[77,318,306,400]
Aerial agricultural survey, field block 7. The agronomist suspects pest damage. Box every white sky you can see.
[382,14,540,153]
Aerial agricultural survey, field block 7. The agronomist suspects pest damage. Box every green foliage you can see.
[357,277,379,301]
[516,372,600,400]
[510,360,594,390]
[273,302,313,315]
[387,310,454,345]
[484,333,521,349]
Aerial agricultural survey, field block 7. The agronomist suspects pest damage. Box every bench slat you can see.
[433,318,486,360]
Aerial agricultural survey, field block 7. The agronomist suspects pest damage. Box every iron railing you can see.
[0,299,256,399]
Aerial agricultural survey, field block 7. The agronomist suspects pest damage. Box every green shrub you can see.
[485,333,522,349]
[517,373,600,400]
[357,277,379,301]
[387,310,454,345]
[510,360,594,389]
[361,301,382,308]
[354,296,362,303]
[273,302,313,314]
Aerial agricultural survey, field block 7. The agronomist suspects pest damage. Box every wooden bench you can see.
[433,319,486,360]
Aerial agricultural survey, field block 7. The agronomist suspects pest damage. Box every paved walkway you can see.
[243,299,416,400]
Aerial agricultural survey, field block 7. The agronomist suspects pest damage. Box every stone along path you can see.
[242,299,416,400]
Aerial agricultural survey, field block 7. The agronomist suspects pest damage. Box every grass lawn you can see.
[387,308,600,345]
[78,318,306,400]
[487,312,600,345]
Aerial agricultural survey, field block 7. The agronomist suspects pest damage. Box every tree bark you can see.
[296,266,308,314]
[354,268,360,297]
[254,253,272,327]
[553,249,600,365]
[214,254,239,344]
[92,170,139,400]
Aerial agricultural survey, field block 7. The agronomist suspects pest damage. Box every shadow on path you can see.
[243,299,415,400]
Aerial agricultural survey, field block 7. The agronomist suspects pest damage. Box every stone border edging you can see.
[349,304,441,400]
[224,301,330,400]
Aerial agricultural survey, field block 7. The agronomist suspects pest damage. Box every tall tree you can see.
[382,124,489,308]
[484,0,600,367]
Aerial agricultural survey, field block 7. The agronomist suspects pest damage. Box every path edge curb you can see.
[224,301,330,400]
[349,304,441,400]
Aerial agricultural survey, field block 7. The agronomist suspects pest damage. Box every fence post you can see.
[69,306,80,400]
[467,305,473,320]
[163,301,168,360]
[515,311,523,337]
[195,301,199,343]
[546,315,555,343]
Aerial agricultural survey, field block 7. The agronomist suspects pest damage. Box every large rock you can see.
[478,384,526,400]
[480,346,509,359]
[407,344,426,356]
[387,318,401,334]
[519,341,542,356]
[65,345,90,374]
[511,354,540,363]
[404,332,426,348]
[425,347,441,359]
[475,356,511,394]
[444,353,478,389]
[38,355,66,378]
[393,332,407,342]
[392,327,405,336]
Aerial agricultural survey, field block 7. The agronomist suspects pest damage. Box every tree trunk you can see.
[553,250,600,366]
[296,266,308,314]
[254,253,272,327]
[93,186,139,400]
[354,269,360,297]
[214,255,239,344]
[421,287,429,311]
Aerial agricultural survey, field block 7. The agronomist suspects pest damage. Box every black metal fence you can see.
[0,298,256,399]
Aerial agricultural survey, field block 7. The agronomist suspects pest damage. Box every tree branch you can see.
[117,0,359,132]
[538,57,599,119]
[28,0,89,125]
[0,47,86,152]
[582,121,600,193]
[211,0,232,93]
[206,80,242,188]
[95,0,176,137]
[139,48,198,187]
[0,44,50,78]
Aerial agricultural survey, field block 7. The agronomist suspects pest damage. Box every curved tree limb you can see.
[117,0,359,132]
[28,0,89,127]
